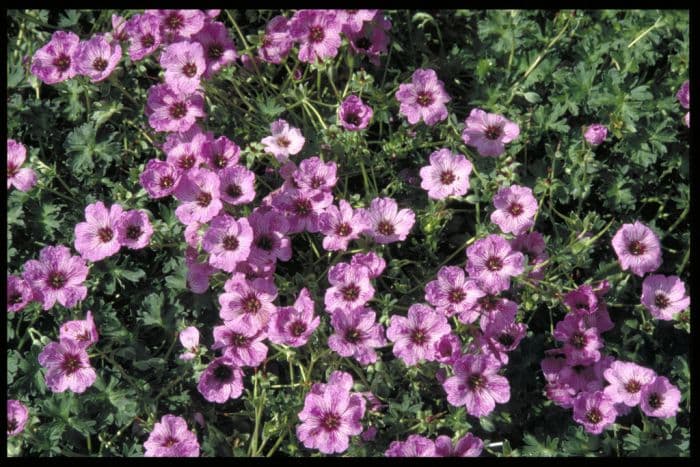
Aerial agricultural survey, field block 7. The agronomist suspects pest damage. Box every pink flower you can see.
[611,221,662,277]
[385,435,436,457]
[344,12,391,66]
[206,136,240,171]
[174,168,222,225]
[247,208,292,267]
[261,119,305,163]
[258,16,293,64]
[202,214,253,272]
[490,185,538,235]
[59,310,99,349]
[219,165,256,205]
[179,326,200,360]
[324,263,375,313]
[146,83,205,133]
[328,306,387,365]
[7,139,37,192]
[212,317,268,368]
[7,275,34,313]
[116,210,153,250]
[461,108,520,157]
[639,376,682,418]
[148,9,205,42]
[350,252,386,279]
[318,200,369,251]
[442,353,510,417]
[387,304,451,366]
[424,266,484,318]
[677,80,690,109]
[572,391,617,434]
[292,156,338,193]
[219,277,277,330]
[140,159,182,198]
[584,124,608,146]
[268,288,320,347]
[271,187,333,234]
[111,14,128,42]
[419,148,473,200]
[395,68,451,126]
[338,95,373,131]
[38,339,96,393]
[364,197,415,244]
[7,400,29,437]
[466,234,525,294]
[75,34,121,82]
[434,433,484,457]
[197,357,244,403]
[641,274,690,320]
[553,313,604,366]
[143,414,200,457]
[192,21,237,78]
[160,40,206,94]
[74,201,124,262]
[22,245,88,310]
[603,361,656,407]
[289,10,343,64]
[477,306,527,364]
[125,13,162,61]
[30,31,80,84]
[185,251,215,294]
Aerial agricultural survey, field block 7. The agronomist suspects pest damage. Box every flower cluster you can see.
[385,432,483,457]
[677,80,689,127]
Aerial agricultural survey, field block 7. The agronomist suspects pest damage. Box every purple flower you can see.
[419,148,473,200]
[490,185,538,235]
[641,274,690,320]
[338,95,373,131]
[111,14,128,42]
[59,310,99,349]
[292,156,338,193]
[179,326,200,360]
[125,13,162,61]
[75,34,121,82]
[148,9,205,42]
[584,124,608,146]
[563,284,601,315]
[174,168,222,225]
[387,304,451,366]
[271,188,333,234]
[319,200,369,251]
[338,10,378,34]
[258,16,293,64]
[146,83,205,133]
[677,80,689,108]
[212,318,268,368]
[350,252,386,279]
[434,333,462,365]
[611,221,662,277]
[477,306,527,364]
[324,263,375,313]
[160,40,206,94]
[7,275,34,313]
[7,139,37,192]
[395,68,451,126]
[289,10,343,64]
[247,208,292,267]
[193,21,237,78]
[466,234,525,294]
[115,210,153,250]
[345,12,391,66]
[140,159,182,198]
[364,197,415,244]
[385,435,436,457]
[30,31,80,84]
[510,231,548,281]
[639,376,682,418]
[202,214,253,272]
[572,391,617,434]
[22,245,88,311]
[261,119,305,163]
[434,433,483,457]
[268,288,320,347]
[219,277,277,330]
[7,400,29,437]
[38,339,96,393]
[143,414,200,457]
[553,314,604,366]
[185,251,215,294]
[425,266,483,318]
[328,306,387,365]
[74,201,124,262]
[603,361,656,407]
[219,165,256,205]
[206,136,240,171]
[442,353,510,417]
[296,372,366,454]
[197,357,244,403]
[461,108,520,157]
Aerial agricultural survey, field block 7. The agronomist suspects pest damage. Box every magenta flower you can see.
[442,353,510,417]
[611,221,662,277]
[59,310,99,349]
[271,187,333,234]
[584,124,608,146]
[319,200,369,251]
[197,357,244,403]
[395,68,450,126]
[38,339,96,393]
[461,108,520,157]
[603,361,656,407]
[338,10,378,34]
[202,214,253,272]
[553,313,604,366]
[434,433,483,457]
[425,266,483,318]
[338,95,373,131]
[387,304,451,366]
[419,148,472,200]
[74,201,124,262]
[192,21,237,78]
[572,391,617,434]
[268,288,320,347]
[490,185,538,235]
[677,81,690,127]
[7,139,37,192]
[324,263,375,313]
[261,119,305,163]
[179,326,200,360]
[345,12,391,66]
[639,376,682,418]
[160,40,206,94]
[22,245,88,310]
[328,306,387,365]
[385,435,436,457]
[289,10,343,64]
[364,197,415,244]
[466,234,525,294]
[219,165,256,205]
[174,168,222,225]
[185,253,215,294]
[477,306,527,364]
[350,252,386,279]
[125,13,162,61]
[258,16,293,64]
[563,284,601,315]
[148,9,205,42]
[140,159,182,199]
[7,400,29,436]
[143,414,200,457]
[219,277,277,330]
[111,14,128,42]
[293,156,338,193]
[7,275,34,313]
[247,208,292,267]
[434,333,462,365]
[510,231,548,281]
[30,31,80,84]
[206,136,240,171]
[146,83,205,133]
[115,210,153,250]
[641,274,690,320]
[75,35,121,82]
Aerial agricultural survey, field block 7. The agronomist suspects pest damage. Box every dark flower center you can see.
[335,223,352,237]
[377,220,395,236]
[92,57,108,72]
[341,284,360,301]
[214,364,233,380]
[179,155,195,170]
[440,170,456,185]
[196,192,212,207]
[468,374,486,390]
[53,54,71,72]
[585,408,602,424]
[572,364,586,374]
[624,379,642,394]
[571,332,587,349]
[62,354,82,374]
[484,125,503,140]
[8,418,18,433]
[628,240,646,256]
[321,412,341,431]
[9,293,24,305]
[508,202,523,216]
[309,176,325,189]
[126,225,142,240]
[222,235,239,251]
[648,392,663,409]
[226,184,242,198]
[165,12,184,31]
[160,176,174,189]
[478,294,499,311]
[141,34,155,48]
[213,154,227,168]
[345,112,361,126]
[345,328,362,344]
[294,198,313,216]
[230,332,249,347]
[182,62,197,78]
[498,333,515,347]
[309,26,325,43]
[654,293,669,309]
[243,295,262,314]
[575,301,589,312]
[256,235,273,251]
[76,330,90,342]
[485,256,503,271]
[448,288,466,304]
[169,102,188,119]
[410,328,427,345]
[276,136,291,148]
[416,91,434,107]
[208,44,224,60]
[48,272,67,290]
[163,436,179,448]
[355,37,372,51]
[8,163,18,179]
[97,227,114,243]
[290,321,307,337]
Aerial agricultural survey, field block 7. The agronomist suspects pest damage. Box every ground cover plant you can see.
[6,9,690,457]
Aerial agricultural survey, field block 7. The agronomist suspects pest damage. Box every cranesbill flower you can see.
[318,200,369,251]
[510,231,548,282]
[258,16,293,64]
[338,10,378,34]
[193,21,237,78]
[160,41,206,94]
[541,356,578,409]
[212,318,268,368]
[219,277,277,329]
[125,13,162,61]
[293,157,338,193]
[434,333,462,365]
[174,168,222,225]
[115,210,153,250]
[38,339,96,393]
[185,250,215,294]
[74,201,124,262]
[425,266,484,318]
[419,148,472,200]
[563,284,600,315]
[350,252,386,279]
[584,124,608,146]
[553,313,604,366]
[466,234,525,294]
[261,119,305,163]
[206,136,240,171]
[611,221,662,277]
[59,310,98,349]
[7,400,29,436]
[7,139,37,192]
[345,13,392,66]
[289,10,343,64]
[641,274,690,320]
[477,306,527,364]
[197,357,244,403]
[328,306,386,365]
[387,304,451,366]
[7,275,34,313]
[603,361,656,407]
[31,31,80,84]
[677,81,690,127]
[143,414,200,457]
[23,245,88,311]
[146,83,205,133]
[434,433,484,457]
[338,95,373,131]
[385,435,436,457]
[364,197,415,244]
[268,288,320,347]
[490,185,538,235]
[639,376,681,418]
[219,165,256,205]
[573,391,617,434]
[148,9,205,42]
[461,108,520,157]
[271,188,333,234]
[395,68,451,126]
[325,263,375,313]
[202,214,253,272]
[75,34,121,83]
[140,159,182,198]
[247,208,292,267]
[442,353,510,417]
[179,326,200,360]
